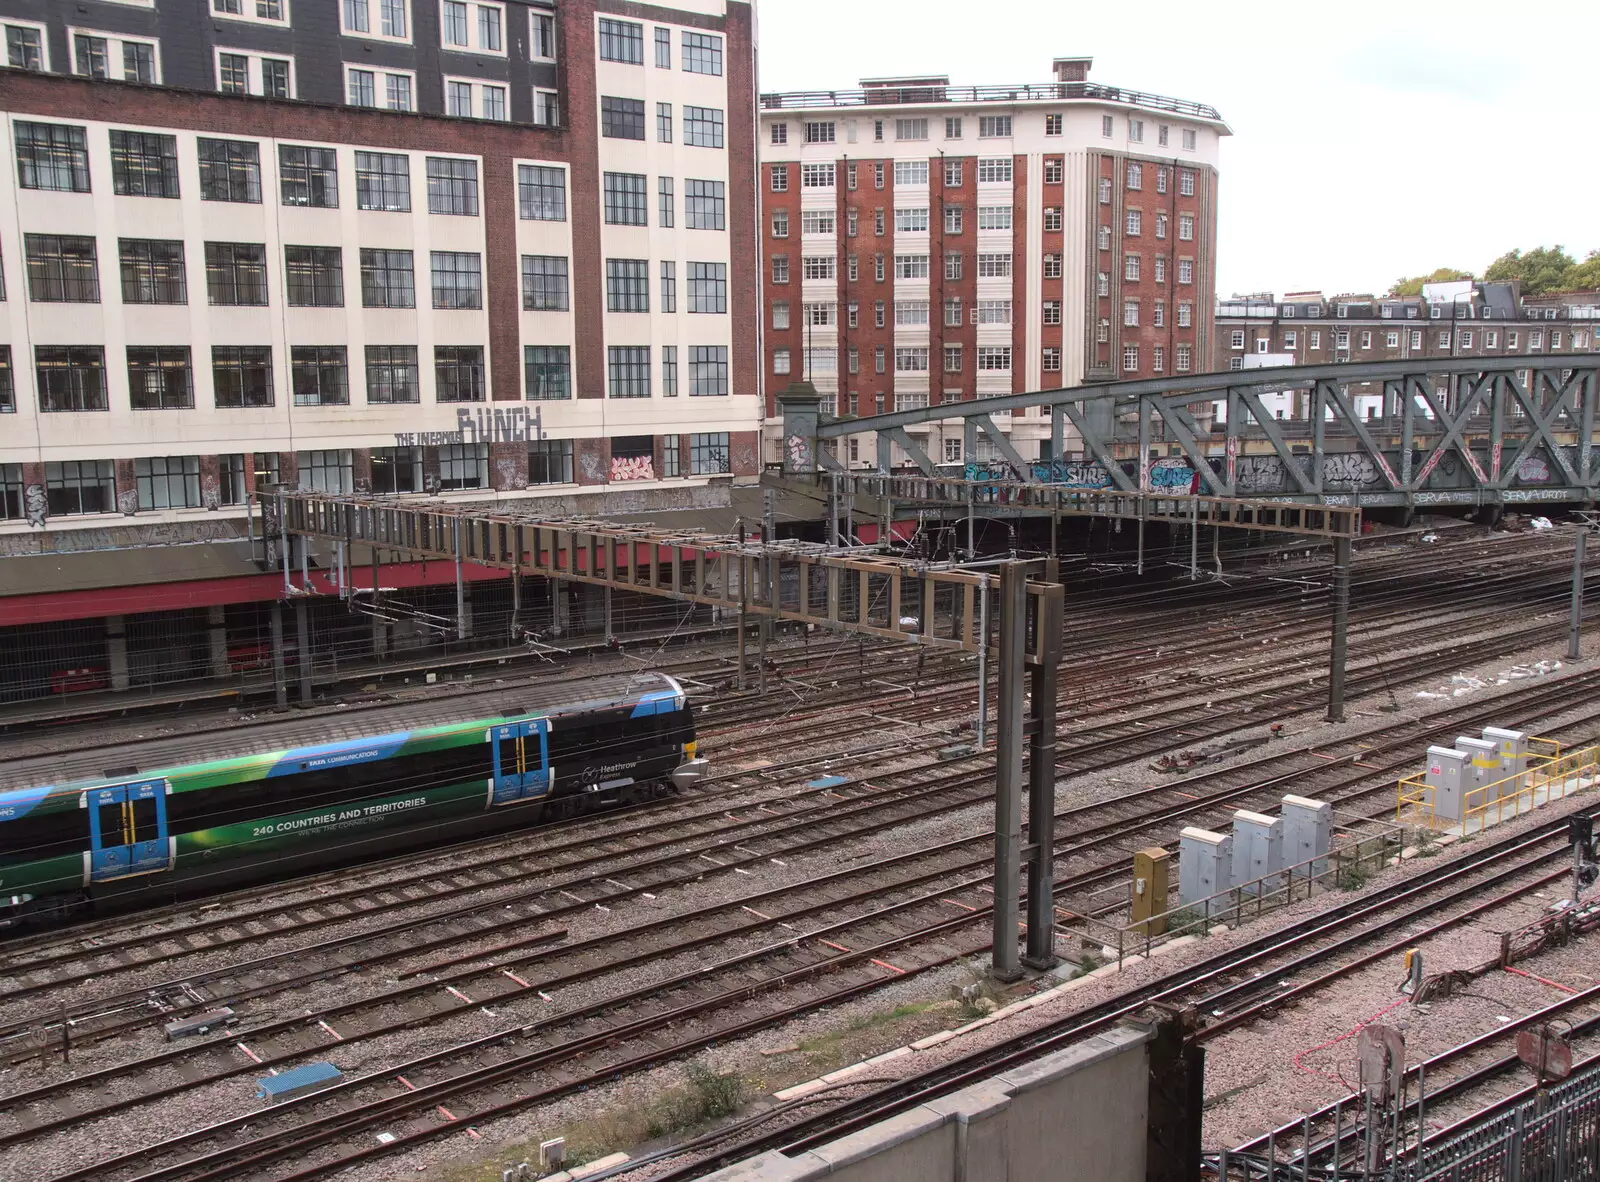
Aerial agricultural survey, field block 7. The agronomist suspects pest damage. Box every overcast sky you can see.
[755,0,1599,300]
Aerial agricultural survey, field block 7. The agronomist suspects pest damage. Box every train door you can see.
[491,718,550,804]
[86,779,170,881]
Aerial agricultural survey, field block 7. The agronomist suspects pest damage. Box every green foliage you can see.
[1388,267,1474,297]
[645,1065,746,1138]
[1565,250,1600,290]
[1484,246,1579,294]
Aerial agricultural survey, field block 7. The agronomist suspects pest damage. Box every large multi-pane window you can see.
[686,179,725,230]
[430,251,482,309]
[0,347,12,414]
[661,345,678,396]
[198,138,262,203]
[212,345,273,407]
[45,460,114,514]
[528,439,573,485]
[603,172,648,225]
[606,259,649,312]
[518,164,566,220]
[355,151,410,211]
[36,347,108,412]
[689,432,730,474]
[110,131,179,198]
[15,122,90,192]
[425,156,478,215]
[687,262,727,314]
[435,346,484,402]
[684,106,724,148]
[522,255,569,310]
[285,246,344,306]
[364,345,419,404]
[25,235,100,302]
[659,176,675,227]
[0,462,21,520]
[597,18,642,63]
[133,457,201,510]
[601,96,646,140]
[681,31,722,75]
[689,346,728,396]
[296,449,354,493]
[370,447,422,494]
[660,261,676,312]
[119,239,187,304]
[654,25,670,68]
[291,346,349,406]
[6,26,43,72]
[205,242,268,305]
[279,145,338,208]
[524,346,570,400]
[360,249,415,308]
[438,444,487,490]
[128,347,194,409]
[608,346,650,397]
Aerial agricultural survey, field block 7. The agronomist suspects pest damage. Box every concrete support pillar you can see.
[206,604,229,680]
[459,580,474,640]
[371,613,389,657]
[1023,580,1064,971]
[551,578,571,637]
[106,614,130,693]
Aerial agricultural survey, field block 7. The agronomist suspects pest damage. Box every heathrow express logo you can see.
[393,406,545,448]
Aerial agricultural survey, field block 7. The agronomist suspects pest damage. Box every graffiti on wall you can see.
[784,433,812,472]
[610,455,656,482]
[962,459,1112,487]
[393,406,546,448]
[1515,453,1552,483]
[24,484,45,528]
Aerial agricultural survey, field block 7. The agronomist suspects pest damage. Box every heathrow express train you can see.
[0,673,703,925]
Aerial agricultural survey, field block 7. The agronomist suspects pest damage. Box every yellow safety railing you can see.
[1396,737,1593,838]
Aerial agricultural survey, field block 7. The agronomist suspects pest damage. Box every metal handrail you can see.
[1396,738,1593,838]
[758,81,1222,121]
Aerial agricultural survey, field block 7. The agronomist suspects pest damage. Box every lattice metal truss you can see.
[268,491,1058,663]
[783,356,1600,508]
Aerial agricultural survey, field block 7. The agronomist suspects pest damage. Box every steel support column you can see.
[270,601,287,709]
[1327,535,1352,722]
[1570,529,1588,662]
[991,560,1028,982]
[295,599,312,704]
[1022,579,1063,970]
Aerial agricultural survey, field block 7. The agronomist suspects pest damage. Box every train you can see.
[0,672,704,926]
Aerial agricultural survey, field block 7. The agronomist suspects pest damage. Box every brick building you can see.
[1213,281,1600,418]
[757,58,1228,466]
[0,0,760,538]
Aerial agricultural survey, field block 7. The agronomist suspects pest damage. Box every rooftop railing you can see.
[758,81,1222,121]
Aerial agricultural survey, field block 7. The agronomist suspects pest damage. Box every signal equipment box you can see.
[1423,746,1468,822]
[1231,809,1285,896]
[1281,795,1333,876]
[1178,827,1232,915]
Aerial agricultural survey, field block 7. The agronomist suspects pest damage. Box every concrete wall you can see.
[708,1025,1151,1182]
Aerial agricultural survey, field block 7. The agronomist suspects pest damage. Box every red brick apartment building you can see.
[757,58,1229,466]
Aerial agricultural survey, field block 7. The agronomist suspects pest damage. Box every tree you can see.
[1563,250,1600,291]
[1387,267,1474,297]
[1483,246,1578,295]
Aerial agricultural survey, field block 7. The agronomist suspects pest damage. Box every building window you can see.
[1177,259,1193,284]
[801,209,835,235]
[1385,331,1399,349]
[426,157,478,215]
[976,299,1010,324]
[279,145,338,208]
[893,160,929,186]
[15,122,90,193]
[1125,253,1140,281]
[434,346,484,402]
[1176,302,1192,328]
[370,447,422,494]
[110,131,178,199]
[1152,346,1164,372]
[895,117,928,141]
[217,50,291,97]
[296,449,354,493]
[977,205,1012,231]
[364,345,420,404]
[688,346,729,396]
[197,138,262,203]
[1126,161,1143,190]
[940,344,961,373]
[1043,253,1062,279]
[894,254,929,280]
[1153,301,1165,327]
[684,106,725,149]
[1122,345,1138,372]
[652,25,671,68]
[521,255,570,311]
[660,260,676,312]
[894,347,928,373]
[25,235,99,303]
[5,24,46,71]
[36,346,108,412]
[1487,331,1499,349]
[291,347,349,406]
[686,179,726,229]
[205,242,268,305]
[601,96,646,139]
[1178,213,1194,241]
[688,433,729,475]
[1154,213,1167,240]
[518,164,566,220]
[355,151,410,211]
[977,157,1012,184]
[1042,206,1062,233]
[347,66,375,106]
[598,17,643,63]
[771,164,790,192]
[1123,300,1140,327]
[976,346,1011,372]
[126,347,193,410]
[802,255,837,281]
[659,176,675,226]
[772,348,790,376]
[1126,209,1141,236]
[1097,272,1109,297]
[1230,330,1245,350]
[524,346,570,400]
[771,256,789,284]
[772,301,790,330]
[941,204,963,234]
[1179,170,1195,196]
[533,89,559,127]
[444,78,505,119]
[895,207,929,234]
[1039,300,1061,327]
[438,1,504,53]
[770,122,788,146]
[975,253,1011,279]
[45,459,114,513]
[433,444,486,490]
[1156,167,1168,194]
[894,299,927,326]
[119,239,186,305]
[531,10,555,59]
[606,258,649,312]
[608,346,651,398]
[429,251,481,309]
[1183,129,1197,151]
[603,171,648,225]
[285,246,344,306]
[212,345,273,407]
[1154,256,1166,283]
[528,439,573,485]
[939,162,962,191]
[978,115,1011,137]
[687,262,727,314]
[654,100,673,143]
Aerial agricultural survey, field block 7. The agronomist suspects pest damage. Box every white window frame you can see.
[343,0,412,42]
[67,26,163,84]
[533,88,560,127]
[976,157,1012,184]
[800,163,835,189]
[345,64,416,110]
[443,75,509,120]
[799,209,834,235]
[976,346,1011,372]
[1230,330,1244,350]
[214,47,294,97]
[1,19,50,71]
[529,8,555,59]
[976,206,1012,231]
[893,207,929,234]
[1176,344,1191,371]
[441,0,506,56]
[211,0,291,28]
[892,160,929,187]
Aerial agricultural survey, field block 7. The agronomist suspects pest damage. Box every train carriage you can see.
[0,672,702,925]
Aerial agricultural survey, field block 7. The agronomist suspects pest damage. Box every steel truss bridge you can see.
[779,355,1600,511]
